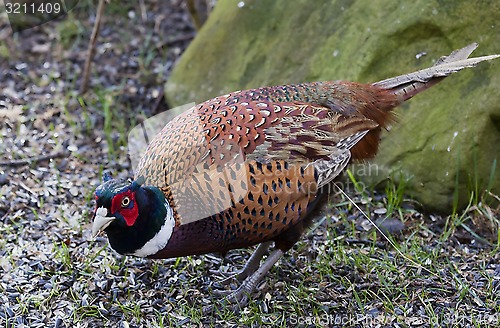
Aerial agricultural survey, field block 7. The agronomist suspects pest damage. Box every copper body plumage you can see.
[92,44,499,309]
[135,81,398,257]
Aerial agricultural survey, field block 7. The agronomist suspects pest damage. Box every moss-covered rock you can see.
[165,0,500,213]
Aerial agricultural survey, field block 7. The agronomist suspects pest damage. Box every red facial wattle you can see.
[111,190,138,227]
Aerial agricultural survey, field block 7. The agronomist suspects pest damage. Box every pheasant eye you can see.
[121,196,131,208]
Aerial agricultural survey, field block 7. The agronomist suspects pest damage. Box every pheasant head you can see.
[92,176,175,257]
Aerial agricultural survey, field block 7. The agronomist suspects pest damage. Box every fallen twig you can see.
[151,89,168,115]
[139,0,147,22]
[157,32,196,49]
[80,0,106,94]
[0,150,71,167]
[186,0,202,31]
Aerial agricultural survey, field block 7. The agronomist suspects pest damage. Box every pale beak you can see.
[92,207,115,237]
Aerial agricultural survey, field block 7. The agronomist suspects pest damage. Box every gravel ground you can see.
[0,1,198,327]
[1,1,500,327]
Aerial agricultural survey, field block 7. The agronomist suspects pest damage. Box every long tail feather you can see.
[373,43,500,101]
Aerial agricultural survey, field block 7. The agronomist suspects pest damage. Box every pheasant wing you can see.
[134,97,377,227]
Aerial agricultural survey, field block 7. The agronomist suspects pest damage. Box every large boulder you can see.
[165,0,500,213]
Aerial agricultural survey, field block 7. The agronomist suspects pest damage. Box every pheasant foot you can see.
[204,248,283,314]
[216,242,272,285]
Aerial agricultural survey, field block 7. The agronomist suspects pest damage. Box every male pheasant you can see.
[92,44,499,309]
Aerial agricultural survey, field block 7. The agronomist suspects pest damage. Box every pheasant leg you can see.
[218,241,272,285]
[205,248,284,313]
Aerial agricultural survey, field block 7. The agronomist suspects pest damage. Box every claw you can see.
[212,288,234,297]
[203,286,252,314]
[204,248,284,315]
